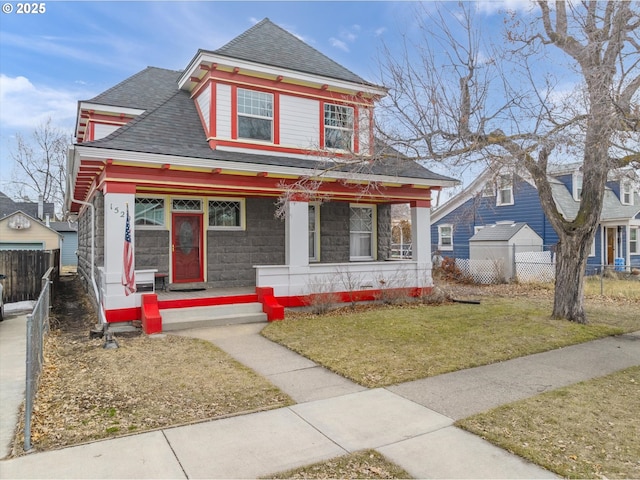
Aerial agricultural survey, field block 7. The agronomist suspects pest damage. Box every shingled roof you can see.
[81,84,453,182]
[470,222,531,242]
[84,67,182,110]
[209,18,373,86]
[0,191,55,220]
[77,20,453,184]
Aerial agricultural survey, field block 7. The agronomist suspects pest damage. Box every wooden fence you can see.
[0,249,60,303]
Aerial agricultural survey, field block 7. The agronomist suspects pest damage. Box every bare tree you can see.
[377,1,639,323]
[9,117,70,218]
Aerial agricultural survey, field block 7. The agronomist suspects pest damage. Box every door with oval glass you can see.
[171,213,204,283]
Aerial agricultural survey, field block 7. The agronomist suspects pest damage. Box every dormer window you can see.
[496,174,514,206]
[621,180,633,205]
[237,88,273,142]
[324,104,354,150]
[573,173,583,201]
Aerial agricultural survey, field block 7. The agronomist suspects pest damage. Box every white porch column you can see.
[285,197,309,267]
[410,199,433,289]
[410,200,431,265]
[102,188,137,311]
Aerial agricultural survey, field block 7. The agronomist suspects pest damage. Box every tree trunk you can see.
[552,231,592,324]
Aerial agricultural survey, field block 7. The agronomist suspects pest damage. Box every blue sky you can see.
[0,0,530,192]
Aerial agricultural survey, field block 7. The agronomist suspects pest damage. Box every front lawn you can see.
[262,296,638,388]
[457,366,640,479]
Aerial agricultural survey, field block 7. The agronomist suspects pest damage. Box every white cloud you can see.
[0,74,86,131]
[375,27,388,37]
[475,0,536,15]
[329,38,349,52]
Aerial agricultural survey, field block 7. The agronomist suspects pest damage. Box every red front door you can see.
[172,213,204,283]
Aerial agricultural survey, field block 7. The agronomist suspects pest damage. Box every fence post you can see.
[24,314,34,452]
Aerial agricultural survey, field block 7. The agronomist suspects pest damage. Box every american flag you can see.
[121,204,136,296]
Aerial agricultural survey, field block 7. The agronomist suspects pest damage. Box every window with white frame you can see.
[496,174,514,206]
[631,227,638,254]
[590,236,596,257]
[324,104,354,150]
[208,199,243,229]
[135,197,165,227]
[438,224,453,251]
[573,173,583,201]
[621,180,634,205]
[237,88,273,142]
[309,204,319,261]
[349,205,374,260]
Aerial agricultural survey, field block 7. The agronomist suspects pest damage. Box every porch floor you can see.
[155,286,256,302]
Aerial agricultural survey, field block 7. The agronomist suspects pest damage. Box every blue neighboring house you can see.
[430,163,640,273]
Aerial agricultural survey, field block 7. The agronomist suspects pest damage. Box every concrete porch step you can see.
[161,302,267,331]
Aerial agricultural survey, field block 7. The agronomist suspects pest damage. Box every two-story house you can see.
[430,163,640,278]
[66,19,456,329]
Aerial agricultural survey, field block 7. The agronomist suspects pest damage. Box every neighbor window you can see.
[350,205,374,260]
[309,204,319,261]
[631,228,638,254]
[621,180,633,205]
[496,174,514,206]
[573,173,583,201]
[324,104,354,150]
[208,199,243,229]
[438,224,453,251]
[482,182,495,197]
[135,197,165,227]
[237,88,273,141]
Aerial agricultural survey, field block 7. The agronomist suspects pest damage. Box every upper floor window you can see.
[438,224,453,251]
[237,88,273,142]
[496,174,514,206]
[135,197,165,227]
[621,180,634,205]
[573,173,583,201]
[324,104,354,150]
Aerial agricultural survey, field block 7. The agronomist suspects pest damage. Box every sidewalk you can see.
[0,311,28,460]
[1,321,638,479]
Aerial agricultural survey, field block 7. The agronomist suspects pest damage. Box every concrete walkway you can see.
[1,320,638,479]
[0,312,28,460]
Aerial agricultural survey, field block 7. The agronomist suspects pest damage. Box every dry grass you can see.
[584,275,640,301]
[11,277,293,456]
[264,450,411,479]
[457,366,640,479]
[262,295,636,388]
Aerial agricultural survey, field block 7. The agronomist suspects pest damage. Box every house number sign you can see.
[109,203,127,218]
